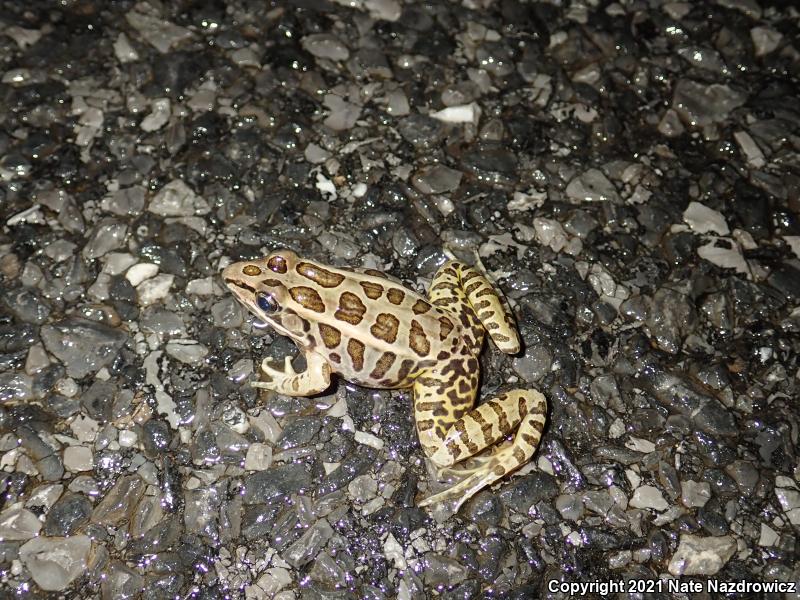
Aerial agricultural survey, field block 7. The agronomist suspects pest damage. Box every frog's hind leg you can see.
[252,351,331,397]
[428,260,520,354]
[457,263,521,354]
[414,373,547,510]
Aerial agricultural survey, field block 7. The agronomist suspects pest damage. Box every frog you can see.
[222,249,547,511]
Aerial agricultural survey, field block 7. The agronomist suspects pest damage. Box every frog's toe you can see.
[260,356,296,377]
[429,449,505,481]
[418,469,496,512]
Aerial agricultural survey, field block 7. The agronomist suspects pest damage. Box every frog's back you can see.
[283,260,458,388]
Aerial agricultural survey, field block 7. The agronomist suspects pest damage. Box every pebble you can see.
[125,9,193,53]
[0,506,43,540]
[20,535,92,591]
[411,165,463,194]
[141,98,171,132]
[681,480,712,508]
[566,168,621,203]
[82,218,128,260]
[512,347,553,383]
[697,240,749,274]
[0,372,34,402]
[672,80,747,127]
[775,487,800,525]
[113,33,139,63]
[683,201,730,236]
[137,274,175,306]
[323,94,361,131]
[44,493,92,536]
[100,186,146,217]
[63,446,93,472]
[242,464,311,505]
[302,34,350,61]
[750,26,782,57]
[398,114,443,148]
[348,474,378,503]
[667,534,736,576]
[244,442,273,471]
[284,519,334,568]
[40,318,128,379]
[125,263,159,286]
[149,179,210,217]
[629,486,669,511]
[430,103,481,124]
[91,475,146,526]
[165,339,209,365]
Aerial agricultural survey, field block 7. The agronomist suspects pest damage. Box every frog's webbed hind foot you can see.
[251,352,331,397]
[418,411,543,512]
[415,387,548,512]
[428,441,512,481]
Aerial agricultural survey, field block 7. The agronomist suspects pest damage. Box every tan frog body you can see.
[222,250,547,511]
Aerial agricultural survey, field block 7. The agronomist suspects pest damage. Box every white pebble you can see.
[137,274,174,306]
[63,446,93,472]
[126,263,159,286]
[102,252,139,275]
[140,98,171,132]
[118,430,138,447]
[430,102,481,124]
[244,443,273,471]
[114,33,139,63]
[683,201,730,236]
[185,277,214,296]
[629,485,669,511]
[354,430,384,450]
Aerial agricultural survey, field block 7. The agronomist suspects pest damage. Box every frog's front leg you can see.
[252,350,331,397]
[414,372,547,511]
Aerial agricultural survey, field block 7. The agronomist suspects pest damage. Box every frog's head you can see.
[222,249,310,340]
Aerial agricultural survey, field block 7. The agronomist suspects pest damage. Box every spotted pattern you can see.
[289,286,325,312]
[369,351,396,379]
[267,255,287,273]
[318,323,341,349]
[347,338,364,371]
[297,262,345,288]
[409,320,430,357]
[417,418,435,431]
[360,281,384,300]
[363,268,388,279]
[438,316,454,341]
[387,288,405,305]
[335,292,367,325]
[243,265,261,276]
[412,299,431,314]
[370,313,399,343]
[397,359,414,382]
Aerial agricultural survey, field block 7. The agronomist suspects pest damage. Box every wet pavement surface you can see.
[1,0,799,598]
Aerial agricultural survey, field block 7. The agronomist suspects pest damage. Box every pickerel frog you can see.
[223,250,547,511]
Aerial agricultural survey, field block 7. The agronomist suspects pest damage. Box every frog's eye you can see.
[256,292,279,313]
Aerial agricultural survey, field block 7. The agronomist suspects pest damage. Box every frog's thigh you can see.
[252,351,331,397]
[414,376,546,507]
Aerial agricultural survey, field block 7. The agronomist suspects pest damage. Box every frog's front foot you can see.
[252,356,296,389]
[252,352,332,397]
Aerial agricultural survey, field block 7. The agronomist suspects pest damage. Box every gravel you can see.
[1,0,799,596]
